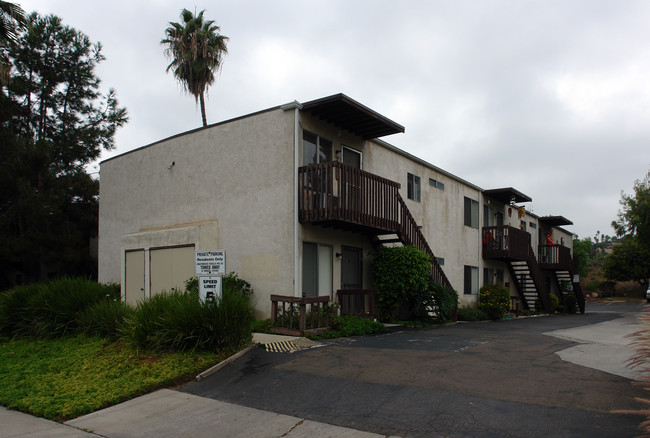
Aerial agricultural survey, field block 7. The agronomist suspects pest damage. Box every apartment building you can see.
[98,94,583,318]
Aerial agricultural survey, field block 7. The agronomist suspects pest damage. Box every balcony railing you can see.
[482,225,532,260]
[299,161,400,233]
[299,162,451,288]
[538,244,572,270]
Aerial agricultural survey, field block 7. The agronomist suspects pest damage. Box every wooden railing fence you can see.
[270,295,330,336]
[336,289,377,318]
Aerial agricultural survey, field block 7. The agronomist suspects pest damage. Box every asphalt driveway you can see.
[180,302,648,438]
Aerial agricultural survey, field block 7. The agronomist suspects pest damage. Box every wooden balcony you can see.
[299,162,451,288]
[482,225,532,261]
[299,161,401,235]
[538,245,572,270]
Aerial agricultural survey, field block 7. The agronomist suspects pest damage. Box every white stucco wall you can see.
[98,108,296,317]
[360,140,483,305]
[99,96,579,317]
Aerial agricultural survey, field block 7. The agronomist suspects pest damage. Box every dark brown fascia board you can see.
[484,187,532,204]
[301,93,405,139]
[538,215,574,227]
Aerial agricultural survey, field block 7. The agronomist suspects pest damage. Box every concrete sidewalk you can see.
[2,390,397,438]
[65,389,397,438]
[545,313,645,380]
[0,406,102,437]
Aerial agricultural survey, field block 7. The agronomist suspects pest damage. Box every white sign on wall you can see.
[195,250,226,276]
[199,276,222,301]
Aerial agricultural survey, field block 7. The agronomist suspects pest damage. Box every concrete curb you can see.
[195,345,257,381]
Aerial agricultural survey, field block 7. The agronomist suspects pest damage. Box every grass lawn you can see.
[0,334,229,421]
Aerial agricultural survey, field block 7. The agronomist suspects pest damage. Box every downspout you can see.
[281,101,303,297]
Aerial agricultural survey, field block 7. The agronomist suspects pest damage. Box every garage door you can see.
[125,250,145,305]
[150,246,195,296]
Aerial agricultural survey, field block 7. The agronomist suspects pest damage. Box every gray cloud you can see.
[20,0,650,239]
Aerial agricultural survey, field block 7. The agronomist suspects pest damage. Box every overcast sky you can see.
[19,0,650,240]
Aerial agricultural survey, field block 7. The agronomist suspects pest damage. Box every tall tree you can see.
[613,169,650,249]
[603,236,650,287]
[0,1,25,82]
[0,12,127,287]
[604,169,650,287]
[161,8,228,127]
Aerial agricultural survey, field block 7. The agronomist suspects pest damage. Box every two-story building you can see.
[98,94,583,318]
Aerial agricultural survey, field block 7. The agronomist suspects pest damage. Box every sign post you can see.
[195,250,226,301]
[199,276,222,302]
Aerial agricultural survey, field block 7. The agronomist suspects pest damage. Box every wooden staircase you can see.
[371,194,451,288]
[507,255,550,311]
[538,244,585,313]
[483,225,552,312]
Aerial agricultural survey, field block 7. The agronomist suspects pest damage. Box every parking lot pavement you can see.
[180,303,647,437]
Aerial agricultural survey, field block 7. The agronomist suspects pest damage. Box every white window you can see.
[464,197,479,228]
[408,173,421,202]
[303,131,332,166]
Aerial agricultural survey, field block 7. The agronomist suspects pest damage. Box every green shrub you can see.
[457,306,488,321]
[185,272,253,297]
[478,283,510,320]
[0,278,119,338]
[78,300,133,338]
[223,272,253,296]
[184,276,199,294]
[372,246,432,320]
[315,315,385,339]
[550,294,560,313]
[123,288,253,352]
[585,279,601,292]
[429,282,459,323]
[251,318,273,333]
[0,284,36,337]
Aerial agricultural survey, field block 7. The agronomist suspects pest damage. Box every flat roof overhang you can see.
[539,215,573,227]
[484,187,532,204]
[301,93,405,139]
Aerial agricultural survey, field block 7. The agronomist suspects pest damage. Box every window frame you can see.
[341,145,362,169]
[464,197,479,228]
[408,173,421,202]
[464,265,479,295]
[429,178,444,190]
[302,130,333,166]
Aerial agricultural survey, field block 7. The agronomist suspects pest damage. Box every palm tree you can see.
[161,9,228,127]
[0,1,25,83]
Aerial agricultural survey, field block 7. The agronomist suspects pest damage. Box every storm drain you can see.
[264,340,300,353]
[263,338,323,353]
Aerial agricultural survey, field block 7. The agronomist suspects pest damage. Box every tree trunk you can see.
[199,92,207,127]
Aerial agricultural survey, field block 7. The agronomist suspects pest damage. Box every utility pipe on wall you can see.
[282,100,303,297]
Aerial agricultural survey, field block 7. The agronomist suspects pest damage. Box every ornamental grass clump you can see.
[612,305,650,434]
[478,283,510,320]
[122,286,253,353]
[0,278,120,338]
